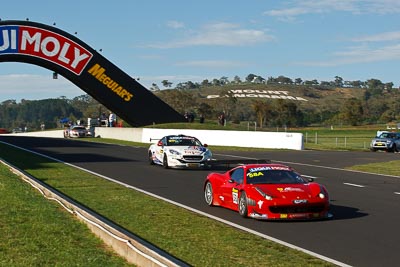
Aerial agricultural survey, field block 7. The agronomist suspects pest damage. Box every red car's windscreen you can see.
[246,168,306,185]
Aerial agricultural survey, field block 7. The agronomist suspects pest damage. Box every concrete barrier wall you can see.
[3,127,304,150]
[6,130,65,138]
[94,127,143,142]
[95,127,304,150]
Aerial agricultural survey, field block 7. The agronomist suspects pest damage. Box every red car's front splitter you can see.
[249,211,332,220]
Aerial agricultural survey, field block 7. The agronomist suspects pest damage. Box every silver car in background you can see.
[370,131,400,152]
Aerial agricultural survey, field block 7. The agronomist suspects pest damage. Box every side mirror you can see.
[157,140,163,146]
[203,144,208,147]
[308,178,314,182]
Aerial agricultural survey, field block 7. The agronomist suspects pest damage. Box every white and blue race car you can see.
[148,134,213,169]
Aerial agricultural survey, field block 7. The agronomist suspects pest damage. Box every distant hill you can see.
[154,82,398,127]
[191,83,366,109]
[1,82,398,130]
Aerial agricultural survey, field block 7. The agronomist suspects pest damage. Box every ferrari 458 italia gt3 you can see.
[204,163,330,220]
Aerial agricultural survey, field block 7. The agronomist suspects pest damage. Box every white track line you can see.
[343,182,365,188]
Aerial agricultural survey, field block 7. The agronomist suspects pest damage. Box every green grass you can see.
[0,163,133,267]
[0,142,335,267]
[346,160,400,176]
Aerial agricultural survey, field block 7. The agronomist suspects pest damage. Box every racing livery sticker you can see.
[232,188,239,204]
[277,187,304,192]
[0,25,92,75]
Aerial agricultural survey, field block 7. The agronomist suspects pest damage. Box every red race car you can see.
[204,163,330,220]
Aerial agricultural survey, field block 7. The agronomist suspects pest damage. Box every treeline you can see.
[0,95,109,131]
[0,78,399,130]
[152,74,396,91]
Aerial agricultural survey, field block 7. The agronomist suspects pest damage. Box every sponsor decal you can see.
[0,25,92,75]
[277,187,304,192]
[206,89,308,101]
[247,171,264,178]
[232,188,238,204]
[293,199,308,204]
[87,63,133,101]
[183,149,201,155]
[248,166,290,172]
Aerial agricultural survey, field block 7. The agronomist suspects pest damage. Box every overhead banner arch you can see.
[0,20,185,126]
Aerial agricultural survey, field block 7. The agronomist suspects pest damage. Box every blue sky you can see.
[1,0,399,102]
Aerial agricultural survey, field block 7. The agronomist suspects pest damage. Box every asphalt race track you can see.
[1,136,400,267]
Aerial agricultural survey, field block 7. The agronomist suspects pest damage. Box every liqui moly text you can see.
[0,25,92,75]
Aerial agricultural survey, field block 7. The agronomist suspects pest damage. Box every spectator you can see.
[109,113,116,127]
[199,114,205,123]
[218,113,225,126]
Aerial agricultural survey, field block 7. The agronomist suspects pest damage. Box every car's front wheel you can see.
[163,155,169,169]
[238,191,248,218]
[148,151,155,165]
[204,181,214,206]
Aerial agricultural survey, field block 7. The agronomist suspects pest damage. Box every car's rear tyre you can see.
[148,151,155,165]
[204,181,214,206]
[163,155,169,169]
[392,144,399,153]
[238,191,248,218]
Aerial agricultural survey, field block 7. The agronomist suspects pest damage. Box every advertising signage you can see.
[0,20,185,127]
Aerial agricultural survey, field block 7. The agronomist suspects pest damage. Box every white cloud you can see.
[147,22,275,48]
[352,31,400,42]
[175,60,248,68]
[294,43,400,66]
[166,20,185,29]
[264,0,400,20]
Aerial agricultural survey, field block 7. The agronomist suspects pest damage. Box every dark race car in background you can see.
[370,131,400,152]
[204,163,330,220]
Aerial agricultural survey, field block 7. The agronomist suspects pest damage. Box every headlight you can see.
[255,187,273,200]
[386,140,393,144]
[169,149,181,155]
[318,185,328,200]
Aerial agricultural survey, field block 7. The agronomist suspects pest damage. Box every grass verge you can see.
[0,142,335,267]
[0,162,133,267]
[346,160,400,176]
